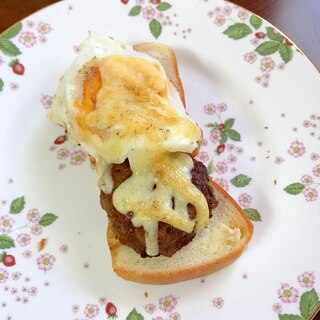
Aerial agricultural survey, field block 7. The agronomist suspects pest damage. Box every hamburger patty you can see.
[100,158,218,257]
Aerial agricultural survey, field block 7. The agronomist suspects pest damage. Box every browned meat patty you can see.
[100,158,218,257]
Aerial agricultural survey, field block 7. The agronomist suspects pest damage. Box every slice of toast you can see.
[105,43,254,284]
[108,181,253,284]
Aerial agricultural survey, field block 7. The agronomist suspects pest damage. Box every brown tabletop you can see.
[0,0,319,70]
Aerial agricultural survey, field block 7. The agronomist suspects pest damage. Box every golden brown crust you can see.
[107,179,254,285]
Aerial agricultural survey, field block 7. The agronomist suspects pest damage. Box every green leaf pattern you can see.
[284,183,305,195]
[300,289,320,320]
[127,1,172,39]
[207,160,214,175]
[0,22,22,57]
[126,308,144,320]
[217,6,295,87]
[156,2,172,11]
[149,19,162,39]
[255,41,281,56]
[220,130,228,144]
[224,118,235,130]
[223,23,252,40]
[204,111,261,220]
[249,15,262,30]
[0,38,21,57]
[244,208,262,221]
[279,43,294,63]
[1,22,22,39]
[266,27,285,42]
[124,1,296,71]
[0,196,58,266]
[230,174,252,187]
[128,6,142,16]
[10,196,25,214]
[0,234,15,249]
[226,129,241,141]
[0,21,23,92]
[39,213,58,226]
[279,315,304,320]
[205,123,218,130]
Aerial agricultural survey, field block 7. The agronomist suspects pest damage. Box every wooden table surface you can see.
[0,0,319,70]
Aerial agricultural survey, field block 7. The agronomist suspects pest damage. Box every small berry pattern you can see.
[69,294,182,319]
[201,101,262,222]
[49,135,90,170]
[0,20,52,92]
[0,196,58,269]
[205,4,296,88]
[9,59,25,75]
[273,272,319,320]
[43,96,92,170]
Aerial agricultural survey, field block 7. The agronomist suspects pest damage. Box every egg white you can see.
[49,33,190,135]
[48,33,201,188]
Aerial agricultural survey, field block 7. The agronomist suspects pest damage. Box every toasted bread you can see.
[108,180,253,284]
[105,43,254,284]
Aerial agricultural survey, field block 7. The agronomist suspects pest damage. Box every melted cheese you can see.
[49,35,210,256]
[112,152,209,256]
[77,56,201,160]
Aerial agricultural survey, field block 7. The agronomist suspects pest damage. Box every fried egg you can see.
[48,34,208,256]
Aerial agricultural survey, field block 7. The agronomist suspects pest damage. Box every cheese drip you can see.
[51,50,210,256]
[113,151,209,256]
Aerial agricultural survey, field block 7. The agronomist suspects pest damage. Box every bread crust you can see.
[107,180,254,284]
[133,43,186,107]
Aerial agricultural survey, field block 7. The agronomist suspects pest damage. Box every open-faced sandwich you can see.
[48,33,253,284]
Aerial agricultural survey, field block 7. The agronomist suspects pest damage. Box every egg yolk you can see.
[73,56,200,148]
[74,66,102,132]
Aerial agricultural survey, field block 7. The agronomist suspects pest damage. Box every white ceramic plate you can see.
[0,1,319,319]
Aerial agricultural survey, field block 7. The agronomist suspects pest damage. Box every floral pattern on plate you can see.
[0,196,58,268]
[0,20,52,92]
[200,101,262,221]
[121,0,192,40]
[283,113,320,203]
[283,166,320,202]
[0,196,58,318]
[274,272,319,320]
[0,1,319,320]
[205,4,297,88]
[124,0,174,39]
[48,135,90,170]
[69,294,182,320]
